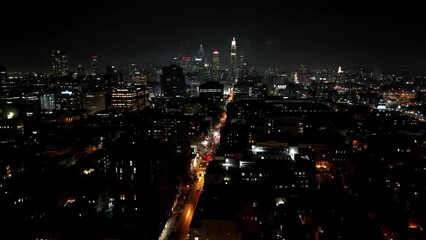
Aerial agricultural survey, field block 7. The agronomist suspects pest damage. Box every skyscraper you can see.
[212,49,220,81]
[51,50,69,77]
[198,43,204,58]
[77,64,85,76]
[91,55,100,75]
[0,65,7,96]
[194,43,205,73]
[230,37,237,80]
[239,51,247,78]
[161,65,186,97]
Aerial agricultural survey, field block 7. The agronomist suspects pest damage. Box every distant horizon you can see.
[1,44,425,75]
[1,1,425,74]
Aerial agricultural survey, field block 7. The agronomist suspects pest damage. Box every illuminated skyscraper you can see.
[91,55,100,75]
[179,44,192,73]
[40,93,56,111]
[194,43,205,73]
[111,86,148,111]
[51,50,69,77]
[198,43,204,57]
[239,51,248,77]
[230,37,237,80]
[212,49,220,81]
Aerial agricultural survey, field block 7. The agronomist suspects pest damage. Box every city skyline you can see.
[1,2,425,237]
[1,1,425,73]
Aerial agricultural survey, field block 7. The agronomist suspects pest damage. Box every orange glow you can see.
[84,145,98,154]
[316,161,330,169]
[408,219,420,229]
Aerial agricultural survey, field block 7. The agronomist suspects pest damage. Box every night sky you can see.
[1,0,425,73]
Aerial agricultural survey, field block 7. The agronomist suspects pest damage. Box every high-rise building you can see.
[193,43,205,73]
[199,81,224,104]
[55,90,81,111]
[198,43,204,58]
[299,64,309,85]
[0,65,7,96]
[212,49,220,81]
[161,65,186,97]
[106,65,118,76]
[230,37,237,80]
[373,67,382,81]
[111,86,148,111]
[77,64,85,76]
[238,51,248,77]
[51,50,69,77]
[82,91,106,115]
[91,55,100,75]
[337,66,344,83]
[178,44,192,73]
[40,94,56,111]
[0,72,21,97]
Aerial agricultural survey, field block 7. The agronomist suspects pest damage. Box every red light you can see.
[213,49,219,53]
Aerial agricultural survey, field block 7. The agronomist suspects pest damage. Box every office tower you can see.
[82,91,106,114]
[0,65,7,96]
[198,43,204,59]
[51,50,69,77]
[181,45,192,73]
[299,64,309,85]
[199,81,224,104]
[40,93,56,111]
[194,43,205,73]
[230,37,237,80]
[91,55,100,75]
[239,51,248,77]
[106,65,118,76]
[212,49,220,81]
[160,65,186,97]
[77,64,85,76]
[337,66,344,83]
[0,66,20,96]
[111,86,148,111]
[54,90,81,111]
[373,67,382,81]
